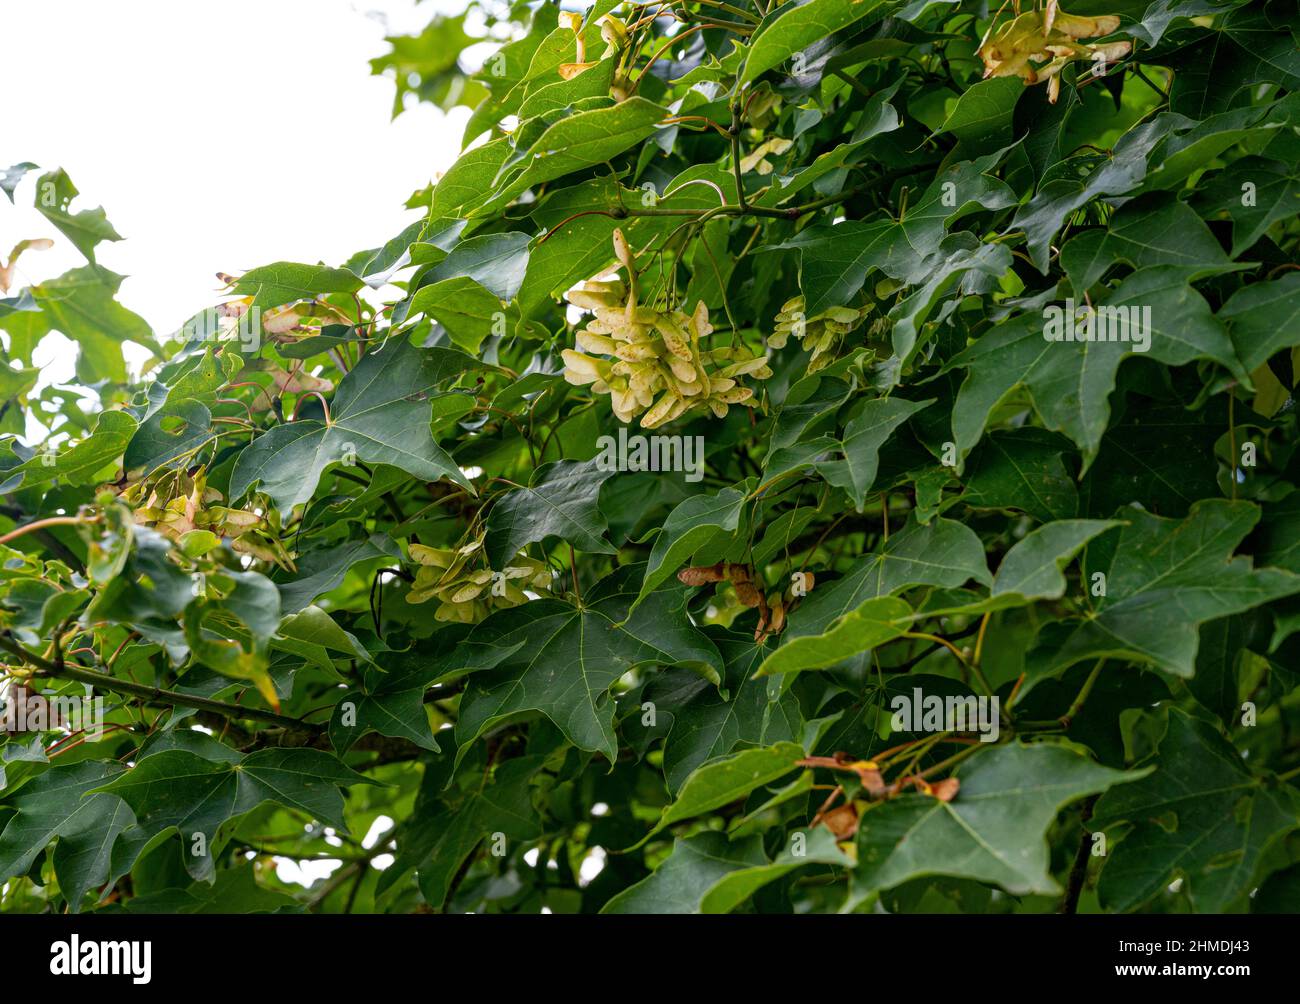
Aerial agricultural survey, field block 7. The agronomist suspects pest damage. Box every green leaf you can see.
[755,596,914,676]
[1258,491,1300,574]
[1127,0,1244,47]
[649,626,803,793]
[1079,399,1226,518]
[275,534,401,614]
[421,772,544,905]
[123,402,214,475]
[0,761,131,913]
[1187,613,1264,723]
[990,519,1121,601]
[423,233,532,301]
[1163,6,1300,116]
[1194,156,1300,257]
[518,59,617,121]
[949,266,1247,464]
[757,83,902,206]
[485,458,617,567]
[274,605,372,672]
[849,742,1147,904]
[818,397,932,510]
[1,162,38,203]
[230,338,480,511]
[641,740,805,837]
[444,564,723,763]
[328,646,462,754]
[432,137,512,216]
[1220,271,1300,373]
[602,832,768,913]
[961,428,1079,522]
[1011,116,1182,272]
[936,77,1023,150]
[94,747,376,880]
[1060,194,1244,294]
[124,862,299,914]
[403,232,532,351]
[741,0,892,86]
[1136,105,1276,194]
[701,826,852,913]
[887,237,1012,364]
[1094,708,1300,912]
[766,155,1015,315]
[370,12,479,117]
[1025,500,1300,685]
[634,486,748,611]
[31,266,153,383]
[407,276,518,353]
[474,98,668,216]
[230,262,364,311]
[0,738,47,792]
[519,176,711,314]
[6,410,137,489]
[123,349,243,474]
[378,755,543,906]
[781,516,992,643]
[34,169,123,262]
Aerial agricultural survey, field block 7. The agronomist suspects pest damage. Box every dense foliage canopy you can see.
[1,0,1299,915]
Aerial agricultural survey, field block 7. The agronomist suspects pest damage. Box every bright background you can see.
[2,0,472,347]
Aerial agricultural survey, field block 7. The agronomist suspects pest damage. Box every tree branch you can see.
[0,515,91,547]
[1060,796,1098,914]
[0,632,318,733]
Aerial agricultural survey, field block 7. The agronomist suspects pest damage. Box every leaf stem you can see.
[973,611,992,668]
[902,631,995,695]
[916,743,981,780]
[682,0,761,22]
[569,544,583,603]
[290,390,333,425]
[631,24,708,95]
[1059,659,1106,728]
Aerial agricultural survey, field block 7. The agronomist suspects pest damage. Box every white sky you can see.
[2,0,472,342]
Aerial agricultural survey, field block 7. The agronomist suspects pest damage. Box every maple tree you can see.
[1,0,1299,915]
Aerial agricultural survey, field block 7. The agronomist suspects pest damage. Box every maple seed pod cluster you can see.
[677,562,815,641]
[122,471,293,569]
[744,85,783,131]
[770,296,869,372]
[406,539,551,623]
[563,230,771,428]
[556,12,634,100]
[977,6,1132,103]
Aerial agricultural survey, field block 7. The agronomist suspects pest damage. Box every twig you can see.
[1059,659,1105,728]
[730,103,748,210]
[0,516,90,547]
[0,633,316,732]
[1060,796,1098,914]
